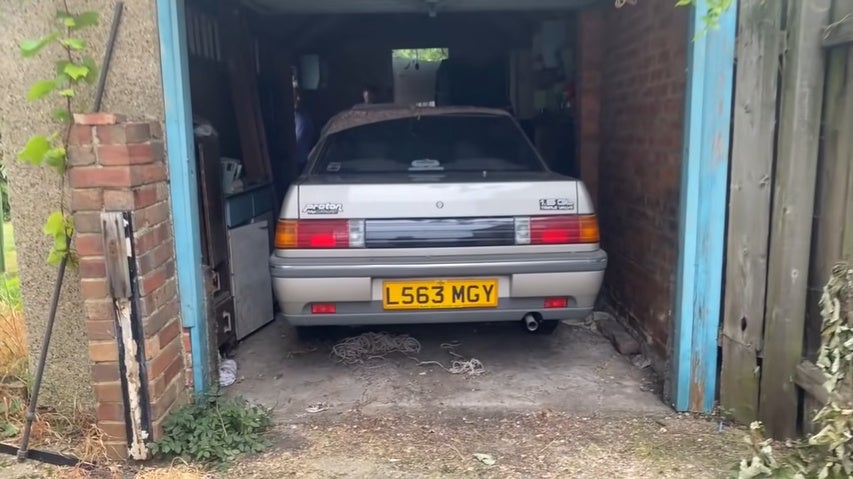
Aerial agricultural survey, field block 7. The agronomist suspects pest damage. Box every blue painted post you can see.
[156,0,208,394]
[672,1,738,412]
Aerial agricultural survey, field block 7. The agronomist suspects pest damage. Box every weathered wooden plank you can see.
[822,3,853,49]
[806,2,853,361]
[759,0,832,440]
[842,48,853,261]
[219,2,272,182]
[720,0,784,424]
[795,360,853,407]
[101,212,131,299]
[671,0,737,413]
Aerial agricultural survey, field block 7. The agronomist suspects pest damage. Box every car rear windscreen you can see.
[311,115,546,175]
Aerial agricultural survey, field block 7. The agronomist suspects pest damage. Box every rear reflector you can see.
[515,215,600,245]
[311,303,336,314]
[544,297,569,309]
[275,219,365,249]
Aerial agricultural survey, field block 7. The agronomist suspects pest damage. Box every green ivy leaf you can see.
[82,56,99,85]
[59,38,86,51]
[27,79,57,101]
[44,211,66,237]
[20,33,59,58]
[65,215,75,236]
[18,135,50,165]
[58,88,75,98]
[52,108,71,124]
[47,249,64,266]
[54,59,70,75]
[72,12,99,30]
[63,63,89,81]
[44,147,67,174]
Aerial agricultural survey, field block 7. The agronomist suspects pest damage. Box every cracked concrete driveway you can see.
[228,319,667,418]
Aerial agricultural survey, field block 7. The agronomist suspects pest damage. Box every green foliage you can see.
[0,395,24,439]
[149,389,272,465]
[736,265,853,479]
[43,211,73,266]
[16,9,100,265]
[393,48,449,63]
[675,0,734,37]
[0,166,11,223]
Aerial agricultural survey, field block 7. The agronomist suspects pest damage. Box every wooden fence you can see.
[721,0,853,438]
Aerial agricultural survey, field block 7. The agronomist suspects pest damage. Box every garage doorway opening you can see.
[182,2,587,354]
[166,0,729,414]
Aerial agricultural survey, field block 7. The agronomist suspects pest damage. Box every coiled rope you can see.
[330,332,485,376]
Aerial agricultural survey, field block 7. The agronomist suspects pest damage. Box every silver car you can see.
[270,105,606,335]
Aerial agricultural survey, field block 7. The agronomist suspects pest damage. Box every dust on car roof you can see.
[321,104,512,136]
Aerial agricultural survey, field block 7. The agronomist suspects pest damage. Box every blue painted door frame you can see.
[153,0,738,408]
[672,1,738,412]
[156,0,208,393]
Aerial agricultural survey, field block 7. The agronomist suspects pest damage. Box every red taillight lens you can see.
[311,303,336,314]
[529,215,599,245]
[275,220,352,249]
[544,297,569,309]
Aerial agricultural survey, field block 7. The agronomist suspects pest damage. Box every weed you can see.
[0,390,107,464]
[0,298,27,381]
[149,389,272,464]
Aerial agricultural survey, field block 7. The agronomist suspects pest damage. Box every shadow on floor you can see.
[226,319,667,420]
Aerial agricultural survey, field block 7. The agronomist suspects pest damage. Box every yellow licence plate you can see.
[382,279,499,310]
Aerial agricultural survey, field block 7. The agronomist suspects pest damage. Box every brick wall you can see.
[69,113,188,458]
[577,9,604,206]
[598,0,688,355]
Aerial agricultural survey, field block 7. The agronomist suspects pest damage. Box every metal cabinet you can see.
[227,217,275,340]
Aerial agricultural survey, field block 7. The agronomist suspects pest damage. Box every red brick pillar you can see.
[578,9,604,207]
[68,113,188,459]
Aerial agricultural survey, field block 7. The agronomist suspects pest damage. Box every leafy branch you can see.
[675,0,734,36]
[737,264,853,479]
[16,7,99,265]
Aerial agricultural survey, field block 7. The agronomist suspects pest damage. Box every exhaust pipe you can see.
[523,313,540,332]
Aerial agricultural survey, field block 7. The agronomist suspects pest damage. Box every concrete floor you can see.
[228,319,669,419]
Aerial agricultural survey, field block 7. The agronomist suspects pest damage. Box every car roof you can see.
[321,104,513,136]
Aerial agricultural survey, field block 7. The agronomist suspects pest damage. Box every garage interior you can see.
[180,0,689,410]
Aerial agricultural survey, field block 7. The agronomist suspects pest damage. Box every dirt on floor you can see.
[1,319,750,478]
[1,411,747,479]
[231,411,747,479]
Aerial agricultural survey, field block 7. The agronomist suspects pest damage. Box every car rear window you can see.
[311,115,546,175]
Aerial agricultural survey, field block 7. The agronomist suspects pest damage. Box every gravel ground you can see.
[224,411,746,479]
[2,411,747,479]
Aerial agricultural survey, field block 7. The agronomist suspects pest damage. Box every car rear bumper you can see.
[269,250,607,326]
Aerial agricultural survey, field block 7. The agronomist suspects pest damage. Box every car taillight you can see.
[544,297,569,308]
[514,215,599,245]
[275,219,365,249]
[311,303,336,314]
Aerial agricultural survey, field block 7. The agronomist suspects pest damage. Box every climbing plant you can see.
[737,264,853,479]
[676,0,735,33]
[615,1,734,36]
[16,7,100,265]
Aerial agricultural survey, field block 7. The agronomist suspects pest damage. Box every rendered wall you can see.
[0,0,165,408]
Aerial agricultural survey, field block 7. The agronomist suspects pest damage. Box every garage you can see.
[158,0,732,415]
